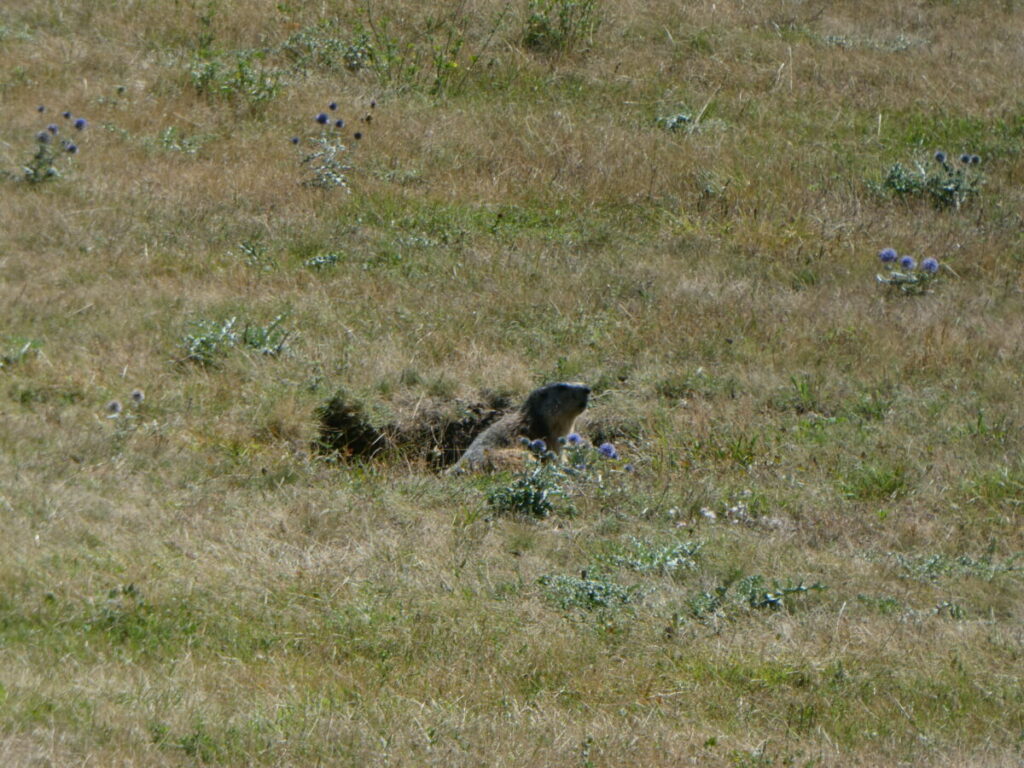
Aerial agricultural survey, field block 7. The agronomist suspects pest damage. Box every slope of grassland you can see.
[1,1,1023,765]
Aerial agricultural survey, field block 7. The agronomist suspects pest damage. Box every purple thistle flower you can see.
[47,124,59,134]
[959,153,971,165]
[567,433,582,446]
[335,119,344,129]
[36,131,51,144]
[106,400,123,416]
[37,105,45,113]
[598,442,619,459]
[73,118,87,130]
[290,136,300,144]
[921,257,939,274]
[328,101,338,111]
[529,439,547,454]
[624,463,635,473]
[130,388,145,404]
[970,154,981,165]
[62,111,72,119]
[315,112,329,125]
[878,247,897,264]
[934,150,947,164]
[353,131,362,140]
[65,143,78,154]
[899,255,916,271]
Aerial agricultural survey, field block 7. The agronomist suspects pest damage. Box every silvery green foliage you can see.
[487,461,567,518]
[875,150,983,210]
[300,135,351,190]
[538,572,643,611]
[181,315,291,366]
[687,575,826,620]
[601,537,703,575]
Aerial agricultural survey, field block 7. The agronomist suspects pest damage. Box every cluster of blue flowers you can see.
[22,106,88,182]
[291,100,366,146]
[525,433,620,461]
[878,247,939,275]
[935,150,980,167]
[876,247,941,295]
[35,105,87,153]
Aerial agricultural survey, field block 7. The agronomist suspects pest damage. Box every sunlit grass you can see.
[1,0,1023,765]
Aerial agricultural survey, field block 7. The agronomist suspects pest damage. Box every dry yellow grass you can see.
[1,0,1023,765]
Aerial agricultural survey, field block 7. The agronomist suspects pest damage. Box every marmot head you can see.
[521,382,590,441]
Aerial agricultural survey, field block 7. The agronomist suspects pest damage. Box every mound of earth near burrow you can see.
[314,388,514,469]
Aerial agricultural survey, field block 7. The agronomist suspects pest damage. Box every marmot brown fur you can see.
[449,382,590,472]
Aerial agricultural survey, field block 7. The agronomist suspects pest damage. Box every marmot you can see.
[449,382,590,472]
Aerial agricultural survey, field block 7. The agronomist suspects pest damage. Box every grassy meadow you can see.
[2,0,1024,764]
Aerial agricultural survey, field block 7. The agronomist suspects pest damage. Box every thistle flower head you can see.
[37,105,45,113]
[335,119,344,129]
[65,142,78,154]
[567,433,582,446]
[328,101,338,111]
[130,389,145,405]
[62,111,72,119]
[315,112,329,125]
[899,255,916,271]
[934,150,947,163]
[353,131,362,140]
[921,257,939,274]
[960,153,971,165]
[290,136,300,145]
[47,124,59,134]
[878,247,897,263]
[970,154,981,165]
[73,118,87,130]
[36,131,51,144]
[598,442,619,459]
[529,439,547,454]
[106,400,123,416]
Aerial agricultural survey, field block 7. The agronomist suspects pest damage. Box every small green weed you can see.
[839,462,908,500]
[655,367,739,400]
[189,50,284,110]
[304,251,343,270]
[872,150,983,210]
[689,432,759,468]
[487,461,568,518]
[599,536,703,576]
[772,373,823,414]
[155,126,207,154]
[538,571,643,611]
[485,435,631,517]
[889,549,1023,583]
[358,4,511,96]
[280,22,368,74]
[238,238,277,271]
[0,338,38,370]
[180,315,291,366]
[658,111,693,132]
[522,0,601,55]
[686,575,826,620]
